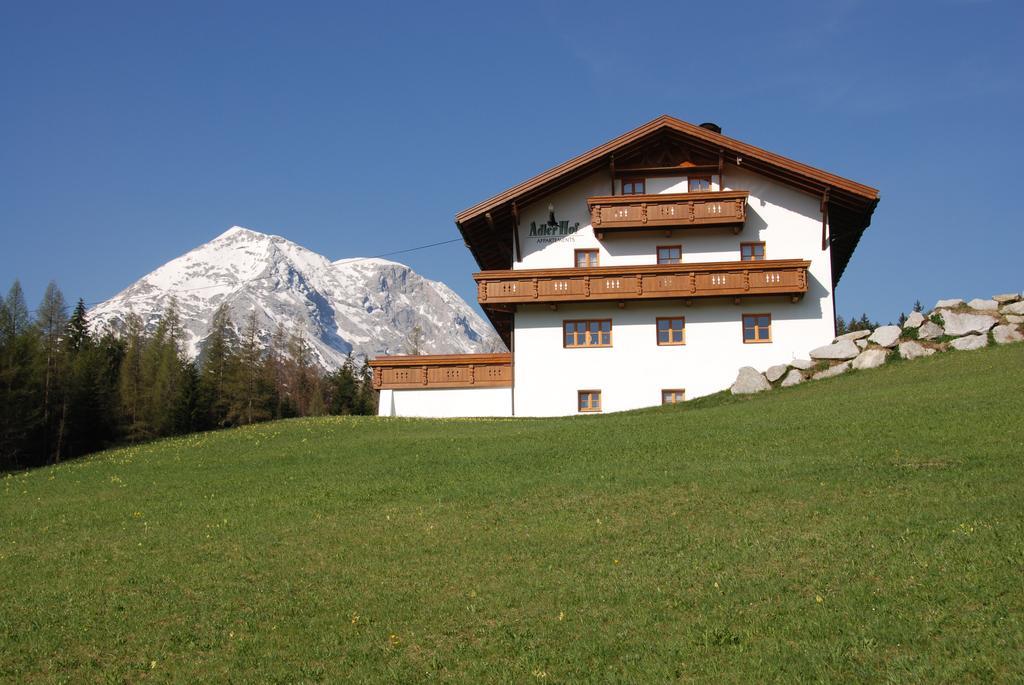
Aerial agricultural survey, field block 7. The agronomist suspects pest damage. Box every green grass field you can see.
[2,345,1023,683]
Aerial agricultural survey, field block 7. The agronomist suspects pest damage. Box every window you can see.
[656,317,686,345]
[578,390,602,413]
[574,249,599,268]
[657,245,682,265]
[564,319,612,348]
[742,313,772,343]
[688,175,712,192]
[621,177,645,195]
[741,242,766,261]
[662,389,685,404]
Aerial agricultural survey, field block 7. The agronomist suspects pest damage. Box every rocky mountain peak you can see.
[88,227,503,369]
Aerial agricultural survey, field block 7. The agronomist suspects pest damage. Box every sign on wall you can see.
[528,205,580,244]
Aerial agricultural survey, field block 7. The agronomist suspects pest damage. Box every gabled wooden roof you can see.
[455,114,879,284]
[455,115,880,349]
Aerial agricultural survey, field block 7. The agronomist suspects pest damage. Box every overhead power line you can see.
[20,234,469,313]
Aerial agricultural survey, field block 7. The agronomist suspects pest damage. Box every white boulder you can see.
[853,348,889,370]
[949,334,988,351]
[993,293,1021,304]
[856,339,868,349]
[780,369,804,387]
[1006,315,1024,324]
[939,310,998,336]
[917,321,944,340]
[967,298,999,311]
[730,366,771,395]
[1000,301,1024,316]
[903,311,926,329]
[835,329,872,342]
[789,359,816,370]
[868,325,901,348]
[992,324,1024,345]
[810,339,860,361]
[934,298,964,309]
[812,362,851,380]
[899,341,935,360]
[765,364,788,383]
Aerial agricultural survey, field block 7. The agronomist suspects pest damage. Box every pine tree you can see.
[0,281,42,468]
[285,332,315,416]
[265,323,290,419]
[913,300,923,313]
[36,282,68,462]
[141,299,186,437]
[118,311,146,441]
[326,352,358,414]
[172,361,201,435]
[835,315,847,336]
[199,303,236,428]
[898,312,907,327]
[355,359,377,415]
[67,299,89,353]
[226,310,271,426]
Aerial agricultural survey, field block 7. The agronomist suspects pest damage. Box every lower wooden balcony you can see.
[588,190,748,237]
[475,260,810,306]
[369,353,512,390]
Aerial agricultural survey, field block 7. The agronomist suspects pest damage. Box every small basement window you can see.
[656,317,686,345]
[564,319,612,348]
[578,390,602,413]
[742,313,772,343]
[621,178,645,195]
[657,245,682,265]
[575,249,599,268]
[741,242,766,261]
[662,389,685,404]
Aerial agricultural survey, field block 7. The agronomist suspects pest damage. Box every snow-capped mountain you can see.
[88,226,504,368]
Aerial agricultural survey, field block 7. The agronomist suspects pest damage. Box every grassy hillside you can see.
[2,345,1023,683]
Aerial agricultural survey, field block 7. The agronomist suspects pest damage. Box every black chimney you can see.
[699,122,722,134]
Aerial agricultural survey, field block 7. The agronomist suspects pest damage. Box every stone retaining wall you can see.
[730,292,1024,395]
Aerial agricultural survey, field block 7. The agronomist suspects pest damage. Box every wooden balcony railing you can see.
[588,190,749,237]
[369,353,512,390]
[475,260,810,306]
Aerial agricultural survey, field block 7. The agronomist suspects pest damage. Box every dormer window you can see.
[621,178,645,195]
[688,175,712,192]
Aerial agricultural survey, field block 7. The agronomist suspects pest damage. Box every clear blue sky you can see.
[2,0,1022,323]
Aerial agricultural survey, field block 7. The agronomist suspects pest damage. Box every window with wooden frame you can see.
[662,389,685,404]
[574,249,599,268]
[742,313,772,343]
[657,245,682,265]
[656,317,686,345]
[578,390,602,413]
[621,177,645,195]
[688,175,712,192]
[740,242,766,261]
[563,319,612,348]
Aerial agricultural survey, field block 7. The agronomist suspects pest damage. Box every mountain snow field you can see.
[88,226,503,368]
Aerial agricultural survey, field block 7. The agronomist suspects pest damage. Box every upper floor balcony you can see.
[475,259,810,306]
[370,353,513,390]
[587,190,749,238]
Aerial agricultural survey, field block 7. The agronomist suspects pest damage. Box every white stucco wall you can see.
[513,296,834,416]
[377,387,513,418]
[515,166,828,276]
[508,165,836,416]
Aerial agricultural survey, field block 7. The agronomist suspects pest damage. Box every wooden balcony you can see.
[588,190,749,237]
[475,260,810,306]
[369,353,512,390]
